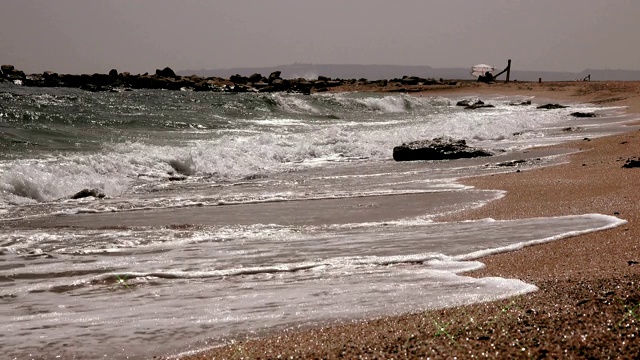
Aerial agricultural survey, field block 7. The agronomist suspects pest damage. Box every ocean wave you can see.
[0,92,623,205]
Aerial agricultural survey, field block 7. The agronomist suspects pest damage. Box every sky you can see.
[1,0,638,74]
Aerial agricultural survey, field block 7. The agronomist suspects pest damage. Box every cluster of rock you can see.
[0,64,457,94]
[455,99,495,109]
[392,137,493,162]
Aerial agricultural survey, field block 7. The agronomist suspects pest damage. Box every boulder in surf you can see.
[71,188,106,199]
[393,137,493,162]
[570,112,597,118]
[537,103,568,109]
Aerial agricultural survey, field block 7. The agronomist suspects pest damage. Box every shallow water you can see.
[0,84,634,358]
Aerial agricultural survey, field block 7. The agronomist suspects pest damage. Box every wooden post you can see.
[491,59,512,83]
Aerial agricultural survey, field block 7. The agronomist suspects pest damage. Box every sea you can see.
[0,83,634,359]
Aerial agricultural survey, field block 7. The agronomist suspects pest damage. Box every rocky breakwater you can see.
[392,137,493,162]
[1,64,459,94]
[1,64,232,92]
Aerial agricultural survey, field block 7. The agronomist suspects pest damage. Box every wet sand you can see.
[176,81,640,359]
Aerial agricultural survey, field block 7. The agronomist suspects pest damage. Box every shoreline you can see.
[175,82,640,359]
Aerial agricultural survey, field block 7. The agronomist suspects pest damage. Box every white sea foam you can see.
[0,207,625,358]
[0,93,628,205]
[247,118,309,126]
[453,214,627,261]
[271,93,321,113]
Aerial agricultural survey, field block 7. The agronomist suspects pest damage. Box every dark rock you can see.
[155,67,177,78]
[268,71,281,83]
[89,73,113,86]
[318,75,331,82]
[1,64,15,74]
[129,75,174,89]
[260,78,290,92]
[537,103,568,109]
[1,65,26,80]
[248,73,263,83]
[193,81,212,91]
[230,74,248,84]
[622,158,640,168]
[168,159,195,176]
[71,188,106,199]
[392,137,493,162]
[11,70,26,79]
[400,76,420,86]
[39,71,62,87]
[509,100,532,106]
[456,99,483,107]
[109,69,118,78]
[289,80,312,94]
[496,159,527,167]
[570,112,597,118]
[422,78,440,85]
[168,175,188,181]
[59,74,91,87]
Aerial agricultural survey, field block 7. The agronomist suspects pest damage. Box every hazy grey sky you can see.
[2,0,638,74]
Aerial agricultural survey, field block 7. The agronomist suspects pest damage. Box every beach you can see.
[2,80,640,359]
[178,81,640,359]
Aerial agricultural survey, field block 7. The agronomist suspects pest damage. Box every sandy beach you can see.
[177,81,640,359]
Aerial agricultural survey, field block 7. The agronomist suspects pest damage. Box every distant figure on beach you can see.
[478,71,494,83]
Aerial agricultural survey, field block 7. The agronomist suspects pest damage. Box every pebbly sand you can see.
[176,81,640,359]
